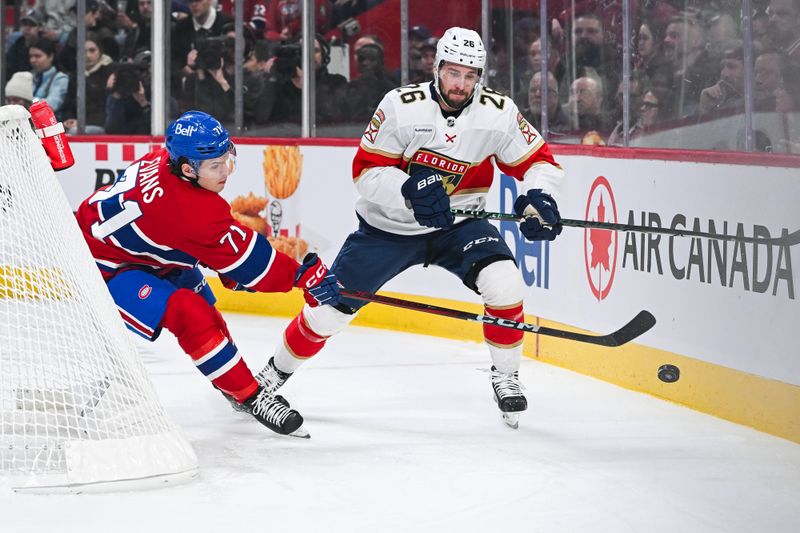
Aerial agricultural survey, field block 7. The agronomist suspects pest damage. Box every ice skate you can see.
[255,356,293,395]
[490,366,527,429]
[217,385,289,411]
[243,388,309,438]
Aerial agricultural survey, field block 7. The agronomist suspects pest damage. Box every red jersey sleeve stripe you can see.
[496,141,561,180]
[352,144,403,181]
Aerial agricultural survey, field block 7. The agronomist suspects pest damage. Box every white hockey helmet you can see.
[433,27,486,106]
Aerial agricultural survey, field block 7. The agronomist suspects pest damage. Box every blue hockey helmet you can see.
[165,110,232,174]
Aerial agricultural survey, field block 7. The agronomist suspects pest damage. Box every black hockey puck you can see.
[658,364,680,383]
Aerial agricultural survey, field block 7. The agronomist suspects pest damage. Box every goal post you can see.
[0,105,199,493]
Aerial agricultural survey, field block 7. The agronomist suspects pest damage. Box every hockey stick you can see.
[451,208,800,246]
[341,289,655,347]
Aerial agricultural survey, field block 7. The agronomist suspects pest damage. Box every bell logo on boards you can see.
[583,176,618,301]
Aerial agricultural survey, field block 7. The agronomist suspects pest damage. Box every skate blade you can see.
[287,425,311,439]
[501,412,519,429]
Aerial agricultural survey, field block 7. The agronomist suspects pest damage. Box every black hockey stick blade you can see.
[341,289,656,347]
[451,208,800,246]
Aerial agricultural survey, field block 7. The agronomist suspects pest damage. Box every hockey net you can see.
[0,105,198,493]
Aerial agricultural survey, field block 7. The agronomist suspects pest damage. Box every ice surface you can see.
[4,312,799,533]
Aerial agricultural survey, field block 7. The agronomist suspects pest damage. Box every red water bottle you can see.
[30,100,75,171]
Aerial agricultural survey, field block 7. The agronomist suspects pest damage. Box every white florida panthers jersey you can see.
[352,82,565,235]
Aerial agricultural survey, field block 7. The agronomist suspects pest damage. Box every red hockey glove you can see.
[294,253,341,307]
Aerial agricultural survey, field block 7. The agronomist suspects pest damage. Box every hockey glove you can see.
[294,253,341,307]
[513,189,563,241]
[219,274,255,292]
[400,168,455,229]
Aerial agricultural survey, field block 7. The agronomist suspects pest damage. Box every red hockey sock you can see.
[283,312,328,359]
[482,304,524,348]
[161,289,258,402]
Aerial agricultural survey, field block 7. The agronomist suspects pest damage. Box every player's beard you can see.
[440,86,474,110]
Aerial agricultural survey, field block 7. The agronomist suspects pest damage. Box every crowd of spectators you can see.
[3,0,799,151]
[2,0,394,134]
[494,0,800,151]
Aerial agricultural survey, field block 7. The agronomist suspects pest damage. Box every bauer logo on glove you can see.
[400,168,455,229]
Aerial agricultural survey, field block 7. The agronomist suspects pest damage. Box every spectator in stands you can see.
[754,49,786,109]
[607,71,648,137]
[32,0,76,44]
[182,35,234,121]
[58,0,116,73]
[662,15,716,117]
[706,12,740,61]
[564,12,621,110]
[752,10,771,53]
[528,35,567,102]
[216,1,270,39]
[173,0,233,101]
[5,10,43,79]
[511,16,540,103]
[767,0,800,59]
[353,34,384,54]
[698,44,745,115]
[524,70,570,136]
[640,86,673,129]
[29,38,69,119]
[408,25,431,51]
[419,38,437,82]
[263,34,348,125]
[485,39,511,94]
[63,33,114,134]
[105,62,151,134]
[118,0,153,61]
[565,75,613,135]
[408,47,425,83]
[4,71,34,109]
[262,0,332,41]
[346,43,396,122]
[634,20,671,90]
[407,37,437,84]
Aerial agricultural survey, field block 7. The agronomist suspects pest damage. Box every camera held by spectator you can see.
[274,42,302,78]
[194,36,226,71]
[112,63,145,98]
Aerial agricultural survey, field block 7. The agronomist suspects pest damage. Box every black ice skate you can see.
[490,366,527,429]
[217,385,289,411]
[243,388,309,438]
[256,357,293,395]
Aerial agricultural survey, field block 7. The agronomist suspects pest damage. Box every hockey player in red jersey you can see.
[262,27,566,429]
[75,110,340,438]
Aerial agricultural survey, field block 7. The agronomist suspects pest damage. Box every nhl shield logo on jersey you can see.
[410,150,469,194]
[517,112,538,145]
[363,109,386,143]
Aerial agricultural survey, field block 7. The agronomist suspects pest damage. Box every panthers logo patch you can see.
[517,112,538,145]
[363,109,386,143]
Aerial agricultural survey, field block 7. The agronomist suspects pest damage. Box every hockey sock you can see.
[275,312,329,373]
[161,289,257,402]
[483,304,524,374]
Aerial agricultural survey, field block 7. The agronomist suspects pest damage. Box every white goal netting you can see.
[0,105,198,493]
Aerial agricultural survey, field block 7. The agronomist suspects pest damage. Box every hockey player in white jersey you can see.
[258,27,565,429]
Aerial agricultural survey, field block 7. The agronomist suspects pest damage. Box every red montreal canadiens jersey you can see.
[352,82,564,235]
[75,148,299,292]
